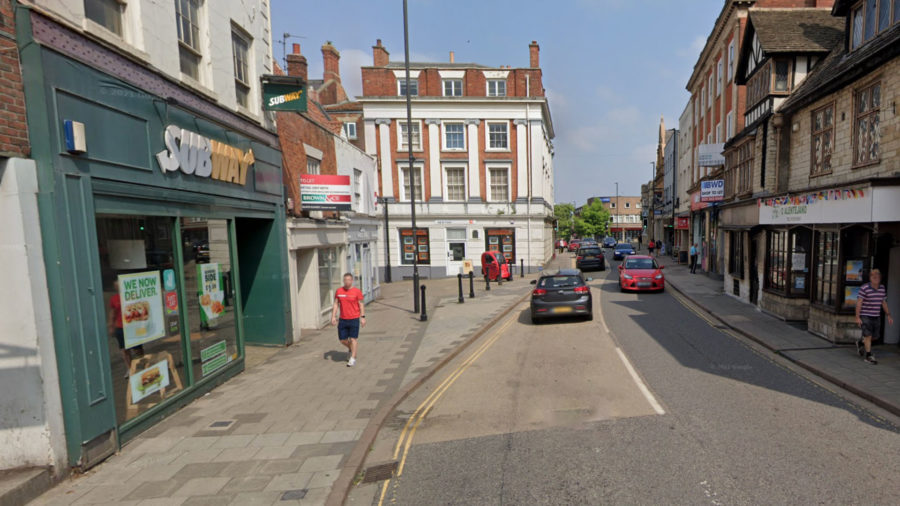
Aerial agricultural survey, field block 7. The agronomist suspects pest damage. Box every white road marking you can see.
[615,347,666,415]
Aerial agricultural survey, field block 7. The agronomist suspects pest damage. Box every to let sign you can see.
[700,180,725,202]
[300,174,352,211]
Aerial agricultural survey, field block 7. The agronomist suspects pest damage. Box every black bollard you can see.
[413,271,420,313]
[419,285,427,321]
[485,274,491,291]
[469,271,475,298]
[457,273,464,304]
[520,259,525,278]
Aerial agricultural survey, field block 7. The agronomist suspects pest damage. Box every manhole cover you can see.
[362,461,398,483]
[281,489,307,500]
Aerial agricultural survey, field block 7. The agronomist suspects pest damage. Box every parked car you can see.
[612,242,636,260]
[580,238,598,246]
[618,255,665,292]
[567,240,581,252]
[530,269,593,323]
[481,251,512,281]
[575,246,605,271]
[602,237,617,248]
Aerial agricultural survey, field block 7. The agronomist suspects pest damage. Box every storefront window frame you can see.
[812,228,840,310]
[807,225,874,314]
[764,226,811,298]
[728,230,744,279]
[92,205,248,436]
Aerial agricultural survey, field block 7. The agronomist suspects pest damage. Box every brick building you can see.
[359,40,556,278]
[277,43,381,332]
[587,196,644,242]
[684,0,835,277]
[721,0,900,345]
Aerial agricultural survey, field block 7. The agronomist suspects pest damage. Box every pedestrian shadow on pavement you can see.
[605,287,899,433]
[324,350,351,362]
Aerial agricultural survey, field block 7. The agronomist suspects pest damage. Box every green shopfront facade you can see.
[18,10,291,468]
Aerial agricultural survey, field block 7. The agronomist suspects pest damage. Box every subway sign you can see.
[156,125,254,186]
[262,82,307,112]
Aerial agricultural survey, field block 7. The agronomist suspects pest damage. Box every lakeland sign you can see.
[758,188,870,225]
[156,125,254,186]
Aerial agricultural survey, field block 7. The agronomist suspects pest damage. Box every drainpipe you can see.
[525,73,532,272]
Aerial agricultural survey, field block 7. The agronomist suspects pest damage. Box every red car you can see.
[481,251,513,281]
[618,255,665,292]
[567,240,581,252]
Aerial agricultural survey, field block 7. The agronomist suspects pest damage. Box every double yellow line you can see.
[376,310,519,505]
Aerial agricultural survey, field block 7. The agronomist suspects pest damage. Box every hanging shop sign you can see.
[300,174,352,211]
[118,270,166,349]
[262,80,307,112]
[690,192,712,211]
[700,180,725,202]
[758,187,871,225]
[698,143,725,167]
[156,125,255,186]
[676,216,690,230]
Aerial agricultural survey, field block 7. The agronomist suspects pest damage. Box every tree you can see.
[573,199,610,239]
[554,203,575,238]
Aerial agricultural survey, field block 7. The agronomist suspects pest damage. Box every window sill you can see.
[809,170,833,179]
[485,149,511,153]
[82,18,150,62]
[179,74,217,101]
[852,159,881,170]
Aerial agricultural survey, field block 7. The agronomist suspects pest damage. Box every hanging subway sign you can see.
[156,125,254,186]
[262,82,307,112]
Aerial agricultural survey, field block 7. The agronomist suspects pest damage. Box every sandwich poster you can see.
[118,271,165,348]
[129,359,170,403]
[198,263,225,325]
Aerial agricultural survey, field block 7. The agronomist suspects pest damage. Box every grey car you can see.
[530,269,593,324]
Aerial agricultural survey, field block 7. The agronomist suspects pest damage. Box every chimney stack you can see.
[322,42,341,83]
[373,39,389,67]
[529,40,540,68]
[286,43,308,81]
[449,51,455,63]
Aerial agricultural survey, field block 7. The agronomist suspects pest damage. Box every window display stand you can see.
[125,351,184,419]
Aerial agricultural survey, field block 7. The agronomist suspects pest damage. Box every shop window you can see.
[180,218,239,387]
[853,82,881,167]
[811,103,835,175]
[400,228,430,265]
[399,121,422,151]
[85,0,123,36]
[444,166,466,201]
[400,165,423,202]
[729,231,744,279]
[842,227,872,310]
[813,230,839,307]
[318,247,342,310]
[175,0,203,81]
[485,228,516,262]
[788,228,811,296]
[97,215,187,425]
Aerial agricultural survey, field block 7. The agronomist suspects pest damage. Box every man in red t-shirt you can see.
[331,273,366,367]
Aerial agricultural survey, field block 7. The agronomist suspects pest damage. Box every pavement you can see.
[26,265,546,506]
[351,249,900,505]
[650,249,900,417]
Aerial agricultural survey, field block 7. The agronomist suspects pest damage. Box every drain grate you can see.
[281,489,307,500]
[208,420,235,429]
[362,461,398,483]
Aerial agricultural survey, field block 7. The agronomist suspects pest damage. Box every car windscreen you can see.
[615,244,633,250]
[579,248,601,255]
[624,258,657,270]
[538,275,584,288]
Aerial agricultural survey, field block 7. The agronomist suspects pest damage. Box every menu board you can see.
[485,228,516,262]
[129,359,170,403]
[400,228,430,264]
[118,271,166,349]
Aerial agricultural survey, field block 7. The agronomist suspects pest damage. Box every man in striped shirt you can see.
[855,269,893,365]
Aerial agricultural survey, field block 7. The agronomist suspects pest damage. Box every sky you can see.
[270,0,725,206]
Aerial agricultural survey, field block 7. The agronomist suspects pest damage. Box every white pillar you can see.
[426,119,442,201]
[364,119,377,156]
[514,119,527,202]
[376,119,393,199]
[466,119,480,201]
[529,119,543,201]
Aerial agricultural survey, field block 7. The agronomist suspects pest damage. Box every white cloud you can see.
[339,48,369,99]
[678,35,706,59]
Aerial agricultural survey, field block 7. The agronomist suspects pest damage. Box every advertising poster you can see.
[844,286,861,308]
[118,271,165,349]
[845,260,864,282]
[129,359,170,403]
[198,263,225,325]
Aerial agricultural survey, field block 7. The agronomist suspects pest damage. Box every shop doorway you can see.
[447,228,467,275]
[885,246,900,345]
[750,236,759,305]
[235,218,289,346]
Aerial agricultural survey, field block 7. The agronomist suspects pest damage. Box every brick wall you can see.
[0,0,29,157]
[786,55,900,192]
[276,110,337,215]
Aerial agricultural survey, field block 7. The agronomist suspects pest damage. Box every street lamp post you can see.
[380,196,391,283]
[402,0,419,312]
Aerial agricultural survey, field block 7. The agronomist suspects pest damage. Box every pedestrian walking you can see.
[648,239,655,256]
[689,243,699,274]
[638,234,642,250]
[855,269,892,365]
[331,273,366,367]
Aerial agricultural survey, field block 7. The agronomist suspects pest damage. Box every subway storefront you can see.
[19,11,291,468]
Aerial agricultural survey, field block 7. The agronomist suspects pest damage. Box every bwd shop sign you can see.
[758,188,872,225]
[156,125,255,185]
[700,180,725,202]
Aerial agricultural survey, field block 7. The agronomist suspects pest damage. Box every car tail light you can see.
[576,256,583,261]
[574,286,589,294]
[532,288,547,296]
